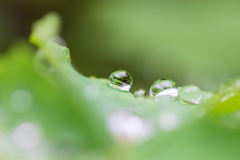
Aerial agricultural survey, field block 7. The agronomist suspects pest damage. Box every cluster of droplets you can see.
[108,70,202,104]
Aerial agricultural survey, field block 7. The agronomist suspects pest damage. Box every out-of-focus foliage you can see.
[30,13,61,48]
[1,0,240,92]
[64,0,240,91]
[1,12,240,160]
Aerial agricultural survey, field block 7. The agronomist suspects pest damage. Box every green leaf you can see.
[29,12,61,48]
[26,12,225,160]
[0,41,113,153]
[37,37,220,160]
[1,12,232,160]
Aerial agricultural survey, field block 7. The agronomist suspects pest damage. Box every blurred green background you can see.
[2,1,240,160]
[1,0,240,92]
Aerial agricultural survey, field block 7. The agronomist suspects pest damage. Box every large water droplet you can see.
[179,85,202,104]
[149,78,178,100]
[134,89,147,100]
[108,70,133,91]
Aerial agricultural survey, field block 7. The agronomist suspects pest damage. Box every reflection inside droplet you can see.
[155,88,178,102]
[108,70,133,91]
[179,85,202,104]
[149,78,178,98]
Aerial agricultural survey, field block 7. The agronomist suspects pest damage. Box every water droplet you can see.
[108,70,133,91]
[149,78,178,100]
[134,89,147,100]
[179,85,202,104]
[10,90,34,113]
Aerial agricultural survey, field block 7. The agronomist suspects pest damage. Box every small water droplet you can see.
[108,70,133,91]
[134,89,147,100]
[149,78,178,100]
[179,85,202,104]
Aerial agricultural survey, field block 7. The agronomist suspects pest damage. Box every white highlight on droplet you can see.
[10,90,34,113]
[107,111,153,143]
[155,88,178,102]
[185,86,198,93]
[159,111,180,131]
[84,84,101,100]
